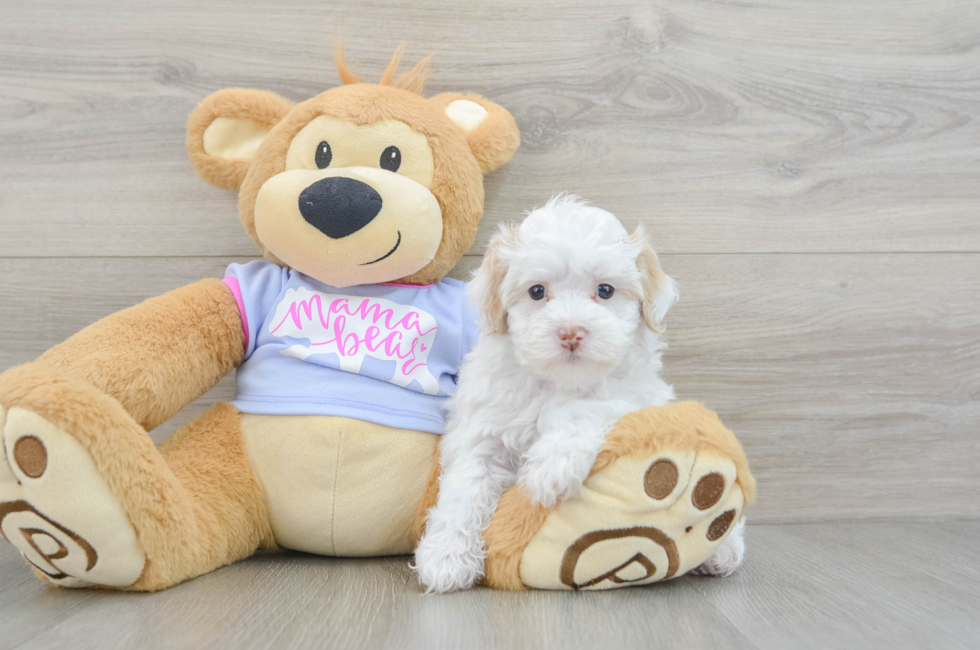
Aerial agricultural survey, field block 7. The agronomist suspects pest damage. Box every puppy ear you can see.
[187,88,293,190]
[429,93,520,175]
[632,226,679,333]
[469,224,519,335]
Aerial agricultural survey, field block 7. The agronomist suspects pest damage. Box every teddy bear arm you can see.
[35,278,244,432]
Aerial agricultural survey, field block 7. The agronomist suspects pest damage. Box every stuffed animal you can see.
[0,48,754,591]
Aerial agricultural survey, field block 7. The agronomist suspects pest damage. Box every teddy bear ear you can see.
[187,88,293,190]
[429,93,521,175]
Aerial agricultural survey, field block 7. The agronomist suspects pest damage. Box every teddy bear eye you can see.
[597,284,615,299]
[380,145,401,172]
[529,285,546,301]
[315,141,332,169]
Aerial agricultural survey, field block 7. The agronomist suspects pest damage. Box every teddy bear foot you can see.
[0,402,145,588]
[482,402,755,591]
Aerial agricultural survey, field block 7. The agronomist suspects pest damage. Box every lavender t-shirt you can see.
[222,261,479,434]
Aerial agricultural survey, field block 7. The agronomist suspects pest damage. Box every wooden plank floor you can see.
[2,0,979,524]
[1,522,977,650]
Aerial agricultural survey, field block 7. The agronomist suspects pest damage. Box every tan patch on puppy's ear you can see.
[632,226,679,333]
[187,88,293,190]
[429,93,520,174]
[470,224,518,335]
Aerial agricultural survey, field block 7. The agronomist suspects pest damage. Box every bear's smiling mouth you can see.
[360,230,402,266]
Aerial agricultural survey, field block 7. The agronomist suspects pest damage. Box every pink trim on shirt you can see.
[222,277,250,352]
[377,281,436,288]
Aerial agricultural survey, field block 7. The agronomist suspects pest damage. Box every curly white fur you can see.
[415,196,698,593]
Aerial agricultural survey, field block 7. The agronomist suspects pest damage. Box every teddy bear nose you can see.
[298,176,383,239]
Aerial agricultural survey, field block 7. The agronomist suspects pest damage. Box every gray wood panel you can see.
[1,522,978,650]
[2,0,979,645]
[1,253,977,523]
[1,0,979,257]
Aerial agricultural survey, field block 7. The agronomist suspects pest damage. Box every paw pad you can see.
[13,435,47,478]
[707,509,736,541]
[0,500,98,580]
[559,526,679,589]
[643,459,678,499]
[0,407,145,587]
[692,472,725,510]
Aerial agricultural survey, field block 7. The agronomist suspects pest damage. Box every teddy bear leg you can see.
[0,363,270,591]
[481,402,756,591]
[150,402,275,590]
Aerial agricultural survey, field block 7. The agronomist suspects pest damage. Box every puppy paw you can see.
[519,448,595,508]
[413,531,485,593]
[691,518,746,577]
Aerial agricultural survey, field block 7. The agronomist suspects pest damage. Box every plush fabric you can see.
[187,50,520,286]
[413,401,754,591]
[1,405,145,588]
[428,92,521,175]
[0,365,273,591]
[35,278,243,433]
[252,164,444,287]
[480,402,755,591]
[187,89,293,190]
[0,48,753,594]
[241,414,437,556]
[150,402,276,591]
[230,83,491,286]
[0,49,523,591]
[591,401,756,505]
[479,486,552,590]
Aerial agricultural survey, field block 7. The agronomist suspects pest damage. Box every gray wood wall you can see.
[1,0,978,524]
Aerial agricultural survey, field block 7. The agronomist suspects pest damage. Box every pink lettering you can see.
[271,294,436,376]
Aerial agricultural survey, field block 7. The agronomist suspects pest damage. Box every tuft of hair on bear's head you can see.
[333,41,432,94]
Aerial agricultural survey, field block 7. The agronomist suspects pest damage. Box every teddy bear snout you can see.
[298,176,383,239]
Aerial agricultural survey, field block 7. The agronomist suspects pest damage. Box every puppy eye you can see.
[597,284,615,299]
[315,141,332,169]
[380,145,401,172]
[529,285,546,301]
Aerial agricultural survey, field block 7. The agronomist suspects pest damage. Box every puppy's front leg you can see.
[519,400,629,508]
[519,430,601,508]
[414,437,515,593]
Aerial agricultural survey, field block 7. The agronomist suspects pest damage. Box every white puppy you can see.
[413,196,744,593]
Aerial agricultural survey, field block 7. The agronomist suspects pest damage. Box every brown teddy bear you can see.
[0,49,753,592]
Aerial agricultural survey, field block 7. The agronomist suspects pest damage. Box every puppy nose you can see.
[558,325,587,351]
[298,176,383,239]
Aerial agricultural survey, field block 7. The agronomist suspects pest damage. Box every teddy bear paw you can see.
[516,447,748,590]
[0,405,145,588]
